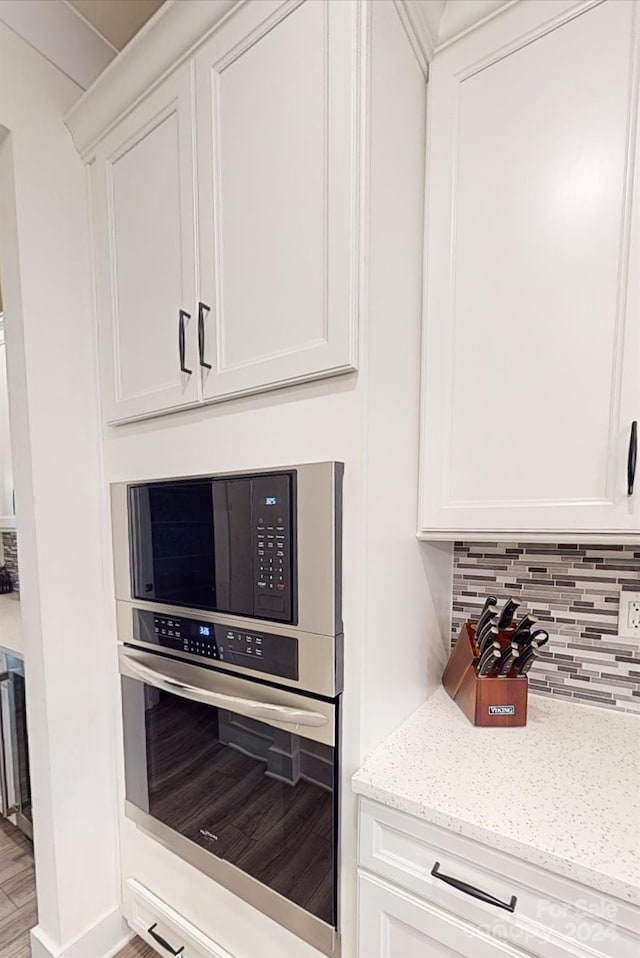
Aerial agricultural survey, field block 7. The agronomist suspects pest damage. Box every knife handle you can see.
[519,652,538,675]
[529,629,549,648]
[511,614,538,643]
[477,595,498,621]
[497,598,520,630]
[476,605,498,641]
[478,623,499,655]
[628,421,637,496]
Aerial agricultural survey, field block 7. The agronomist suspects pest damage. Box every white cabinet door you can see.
[358,872,527,958]
[93,62,199,423]
[419,0,640,539]
[194,0,360,402]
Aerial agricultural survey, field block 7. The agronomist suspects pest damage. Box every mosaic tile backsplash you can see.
[452,542,640,714]
[1,531,19,593]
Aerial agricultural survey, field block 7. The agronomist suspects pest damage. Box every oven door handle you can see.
[122,655,329,728]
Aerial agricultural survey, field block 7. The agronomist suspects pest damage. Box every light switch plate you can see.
[619,590,640,639]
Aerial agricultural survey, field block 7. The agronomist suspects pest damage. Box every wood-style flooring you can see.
[0,819,156,958]
[0,819,36,958]
[115,938,157,958]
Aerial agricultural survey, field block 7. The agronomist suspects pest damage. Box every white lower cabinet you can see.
[357,800,640,958]
[359,872,525,958]
[124,878,234,958]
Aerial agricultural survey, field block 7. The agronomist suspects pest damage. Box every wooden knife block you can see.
[442,622,528,727]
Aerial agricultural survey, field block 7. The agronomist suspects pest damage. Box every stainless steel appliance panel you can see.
[115,601,340,698]
[111,461,342,640]
[120,646,339,957]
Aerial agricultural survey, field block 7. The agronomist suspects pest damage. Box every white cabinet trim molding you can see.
[66,0,430,159]
[65,0,238,158]
[393,1,433,77]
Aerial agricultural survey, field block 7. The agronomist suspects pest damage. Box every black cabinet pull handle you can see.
[628,421,637,496]
[178,309,192,375]
[148,923,184,956]
[431,862,517,912]
[198,301,212,370]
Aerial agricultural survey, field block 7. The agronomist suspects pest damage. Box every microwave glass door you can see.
[121,650,337,928]
[128,474,293,621]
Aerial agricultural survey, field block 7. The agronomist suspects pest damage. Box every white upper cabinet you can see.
[195,0,359,401]
[92,63,199,423]
[89,0,360,424]
[419,0,640,540]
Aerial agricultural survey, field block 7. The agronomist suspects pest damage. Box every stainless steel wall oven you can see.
[112,463,343,957]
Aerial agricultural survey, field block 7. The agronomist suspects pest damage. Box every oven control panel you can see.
[132,609,298,680]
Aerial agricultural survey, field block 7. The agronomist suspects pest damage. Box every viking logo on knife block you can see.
[441,597,548,727]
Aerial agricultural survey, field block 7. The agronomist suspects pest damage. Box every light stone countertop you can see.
[352,686,640,905]
[0,593,22,657]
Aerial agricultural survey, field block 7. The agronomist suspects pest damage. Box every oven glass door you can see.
[121,648,337,928]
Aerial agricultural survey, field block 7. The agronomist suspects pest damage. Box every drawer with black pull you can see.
[123,878,234,958]
[358,800,640,958]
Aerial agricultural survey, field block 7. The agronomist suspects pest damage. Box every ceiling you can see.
[0,0,166,89]
[67,0,165,52]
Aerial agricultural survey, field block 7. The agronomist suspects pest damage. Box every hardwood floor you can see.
[115,938,157,958]
[0,820,36,958]
[0,820,155,958]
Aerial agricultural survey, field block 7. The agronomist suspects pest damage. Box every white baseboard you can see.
[30,907,132,958]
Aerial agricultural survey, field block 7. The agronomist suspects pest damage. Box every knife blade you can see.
[497,598,520,631]
[477,646,501,677]
[529,628,550,648]
[478,624,499,655]
[511,614,538,643]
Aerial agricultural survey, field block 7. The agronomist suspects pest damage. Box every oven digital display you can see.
[265,496,278,506]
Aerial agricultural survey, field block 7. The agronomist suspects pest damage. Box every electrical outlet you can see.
[618,590,640,638]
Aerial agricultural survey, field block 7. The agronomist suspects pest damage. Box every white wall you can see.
[0,20,125,958]
[361,0,452,760]
[0,327,14,522]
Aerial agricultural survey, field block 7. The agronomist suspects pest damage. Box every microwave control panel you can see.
[252,474,293,622]
[132,609,298,680]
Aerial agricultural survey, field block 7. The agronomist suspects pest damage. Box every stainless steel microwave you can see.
[110,462,344,698]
